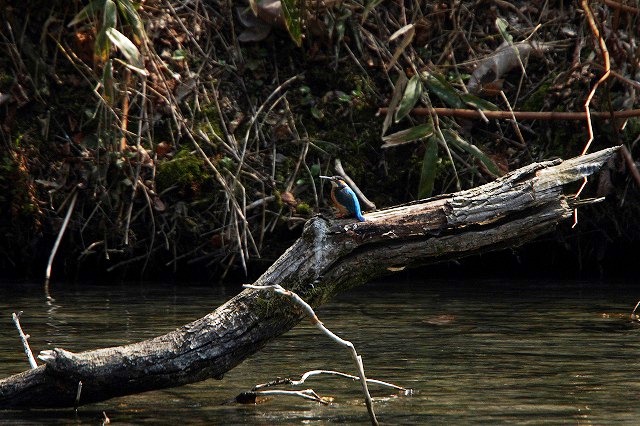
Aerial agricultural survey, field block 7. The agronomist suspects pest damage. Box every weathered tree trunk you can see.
[0,147,619,409]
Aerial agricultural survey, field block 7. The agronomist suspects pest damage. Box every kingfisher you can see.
[320,175,365,222]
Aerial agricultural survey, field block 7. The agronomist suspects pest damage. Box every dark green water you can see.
[1,280,640,424]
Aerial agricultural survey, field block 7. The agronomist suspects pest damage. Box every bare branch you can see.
[377,107,640,121]
[244,284,379,425]
[11,312,37,369]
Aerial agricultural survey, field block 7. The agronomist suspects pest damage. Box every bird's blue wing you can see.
[335,186,365,221]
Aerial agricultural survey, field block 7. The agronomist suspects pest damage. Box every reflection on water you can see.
[1,280,640,424]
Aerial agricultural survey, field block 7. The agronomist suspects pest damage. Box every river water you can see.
[1,279,640,424]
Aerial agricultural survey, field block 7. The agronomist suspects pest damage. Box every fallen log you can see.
[0,146,619,409]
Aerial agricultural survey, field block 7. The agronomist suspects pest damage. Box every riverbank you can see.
[1,1,638,282]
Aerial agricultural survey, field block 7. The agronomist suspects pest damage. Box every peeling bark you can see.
[0,147,619,409]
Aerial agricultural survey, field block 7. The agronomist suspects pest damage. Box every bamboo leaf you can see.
[496,17,513,44]
[395,74,422,122]
[310,106,324,120]
[382,72,407,136]
[444,130,503,177]
[106,27,143,68]
[387,24,414,71]
[425,71,499,111]
[361,0,385,23]
[460,93,499,111]
[418,136,439,198]
[382,122,434,148]
[103,0,117,29]
[248,0,258,15]
[94,0,118,62]
[389,23,415,42]
[95,28,110,63]
[423,72,465,109]
[102,59,115,104]
[116,0,145,43]
[281,0,303,47]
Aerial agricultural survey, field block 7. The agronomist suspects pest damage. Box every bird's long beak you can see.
[319,175,333,180]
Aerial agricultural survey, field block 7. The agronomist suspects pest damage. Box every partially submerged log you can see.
[0,147,619,409]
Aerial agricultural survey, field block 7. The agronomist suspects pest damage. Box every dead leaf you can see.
[281,191,297,208]
[152,195,166,212]
[386,24,415,71]
[237,7,273,42]
[236,1,285,43]
[467,41,553,93]
[155,141,173,159]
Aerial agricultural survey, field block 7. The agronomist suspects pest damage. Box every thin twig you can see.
[74,381,83,411]
[571,176,589,229]
[433,113,461,191]
[499,91,527,148]
[138,179,157,276]
[119,69,131,152]
[282,98,308,194]
[186,129,259,272]
[45,189,79,295]
[580,0,611,156]
[620,145,640,189]
[377,107,640,121]
[12,312,37,369]
[631,300,640,320]
[123,78,147,247]
[239,74,303,183]
[254,369,410,393]
[106,245,163,272]
[573,0,612,227]
[254,389,329,404]
[601,0,640,13]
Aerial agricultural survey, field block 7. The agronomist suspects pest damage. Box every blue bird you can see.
[320,175,365,222]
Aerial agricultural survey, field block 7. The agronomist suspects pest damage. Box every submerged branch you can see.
[253,369,410,393]
[245,284,378,425]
